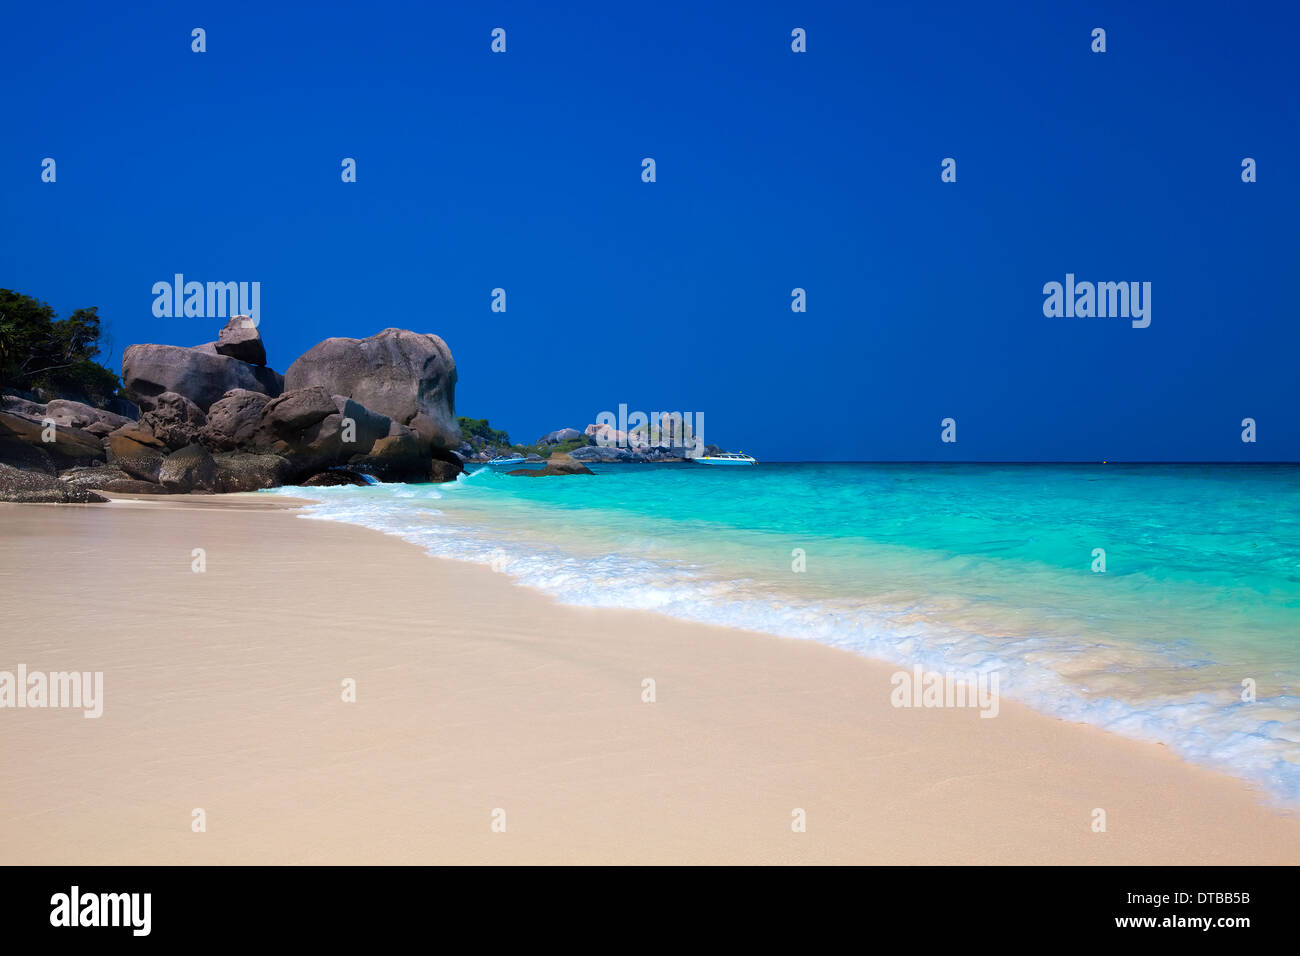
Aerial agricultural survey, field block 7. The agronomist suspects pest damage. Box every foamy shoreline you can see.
[279,473,1300,809]
[2,493,1298,864]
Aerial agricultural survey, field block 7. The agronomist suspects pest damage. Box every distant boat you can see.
[696,452,757,466]
[486,455,528,466]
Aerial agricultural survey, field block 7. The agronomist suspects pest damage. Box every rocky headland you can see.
[1,317,466,502]
[0,310,733,502]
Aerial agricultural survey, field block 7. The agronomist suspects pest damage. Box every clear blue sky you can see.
[3,0,1296,461]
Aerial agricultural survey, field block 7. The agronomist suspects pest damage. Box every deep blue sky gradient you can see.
[3,0,1297,460]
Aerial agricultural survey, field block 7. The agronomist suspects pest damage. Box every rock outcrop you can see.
[58,465,169,495]
[507,452,593,477]
[123,343,282,412]
[350,427,429,482]
[200,389,273,451]
[43,399,133,437]
[2,318,469,500]
[141,392,208,451]
[584,422,628,446]
[301,469,370,487]
[569,445,640,463]
[212,452,290,493]
[429,449,464,482]
[0,394,47,418]
[0,409,106,469]
[539,427,583,444]
[158,443,217,493]
[260,386,338,435]
[332,396,392,453]
[285,329,460,450]
[0,463,107,503]
[242,387,347,480]
[104,423,168,482]
[215,315,266,366]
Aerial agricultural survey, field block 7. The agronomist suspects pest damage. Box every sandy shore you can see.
[2,493,1298,864]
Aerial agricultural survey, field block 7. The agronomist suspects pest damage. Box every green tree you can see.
[0,290,122,405]
[457,416,513,448]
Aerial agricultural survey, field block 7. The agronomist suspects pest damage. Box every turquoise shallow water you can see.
[270,462,1300,804]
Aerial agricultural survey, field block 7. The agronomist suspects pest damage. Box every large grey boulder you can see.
[245,387,349,479]
[301,469,370,487]
[212,452,290,492]
[0,409,106,469]
[158,443,217,493]
[194,387,414,483]
[200,389,273,451]
[429,449,465,483]
[104,423,168,483]
[0,463,107,503]
[123,343,283,412]
[332,395,392,456]
[58,464,130,488]
[215,315,266,366]
[140,392,208,451]
[538,427,583,444]
[0,394,46,419]
[259,387,337,435]
[584,422,628,446]
[285,329,460,450]
[58,465,169,495]
[347,426,427,482]
[245,418,343,481]
[507,452,593,477]
[42,400,133,438]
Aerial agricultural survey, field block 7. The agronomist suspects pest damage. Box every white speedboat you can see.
[696,452,756,466]
[486,455,527,466]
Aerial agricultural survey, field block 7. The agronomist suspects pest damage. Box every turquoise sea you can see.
[270,463,1300,804]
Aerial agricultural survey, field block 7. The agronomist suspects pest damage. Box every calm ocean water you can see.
[269,463,1300,804]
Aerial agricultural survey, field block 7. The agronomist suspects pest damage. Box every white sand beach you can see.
[2,494,1298,865]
